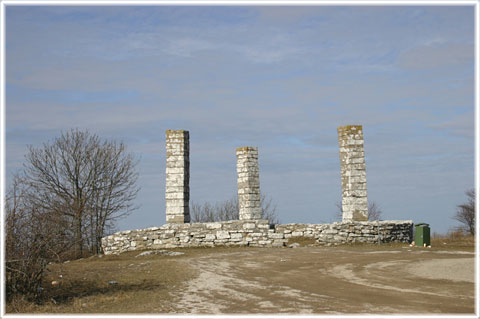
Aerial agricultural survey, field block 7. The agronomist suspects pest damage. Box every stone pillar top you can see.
[236,146,258,153]
[337,125,363,136]
[166,129,189,135]
[338,125,362,130]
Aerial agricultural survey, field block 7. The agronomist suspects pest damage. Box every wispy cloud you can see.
[429,112,475,138]
[5,5,475,233]
[398,43,474,69]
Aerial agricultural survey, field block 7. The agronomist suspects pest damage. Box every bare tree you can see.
[454,189,475,236]
[5,175,72,300]
[191,194,279,224]
[22,129,140,257]
[335,200,383,221]
[367,202,382,221]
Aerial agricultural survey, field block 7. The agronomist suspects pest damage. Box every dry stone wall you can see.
[102,125,415,255]
[102,220,413,255]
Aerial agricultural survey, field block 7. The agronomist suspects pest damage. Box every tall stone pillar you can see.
[165,130,190,223]
[236,147,261,220]
[337,125,368,222]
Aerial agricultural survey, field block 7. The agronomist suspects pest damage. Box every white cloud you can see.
[5,5,475,234]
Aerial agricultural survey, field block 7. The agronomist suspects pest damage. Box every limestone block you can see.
[205,234,216,241]
[166,214,190,223]
[344,170,366,177]
[165,186,189,194]
[166,160,188,168]
[324,229,338,234]
[205,222,222,230]
[166,175,189,185]
[237,187,260,195]
[258,240,272,245]
[238,193,261,202]
[216,231,230,239]
[272,240,286,247]
[342,197,368,206]
[343,190,368,197]
[165,206,189,214]
[267,233,284,239]
[240,223,254,230]
[165,199,189,207]
[230,233,243,239]
[239,200,261,208]
[257,222,269,229]
[165,192,189,200]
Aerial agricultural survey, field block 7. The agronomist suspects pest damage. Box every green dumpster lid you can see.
[415,223,429,227]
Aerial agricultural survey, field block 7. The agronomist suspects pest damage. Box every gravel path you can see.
[407,257,474,283]
[171,246,474,314]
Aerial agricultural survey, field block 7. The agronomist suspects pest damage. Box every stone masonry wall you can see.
[102,126,414,255]
[337,125,368,222]
[165,130,190,223]
[102,220,413,255]
[236,147,261,220]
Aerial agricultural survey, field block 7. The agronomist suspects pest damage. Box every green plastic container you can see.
[415,223,430,247]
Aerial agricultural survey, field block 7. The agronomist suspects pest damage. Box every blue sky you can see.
[5,5,475,234]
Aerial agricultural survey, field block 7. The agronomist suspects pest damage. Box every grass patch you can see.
[6,246,268,314]
[431,233,475,251]
[7,237,475,314]
[6,250,195,313]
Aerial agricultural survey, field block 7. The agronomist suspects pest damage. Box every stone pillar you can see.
[165,130,190,223]
[337,125,368,221]
[236,147,261,220]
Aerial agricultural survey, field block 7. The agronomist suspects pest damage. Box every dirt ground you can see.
[9,244,475,315]
[170,245,474,314]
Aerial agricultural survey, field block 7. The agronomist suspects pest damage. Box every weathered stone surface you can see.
[216,230,230,239]
[98,126,414,254]
[268,233,284,239]
[166,130,190,223]
[236,147,262,220]
[338,125,368,221]
[101,220,413,255]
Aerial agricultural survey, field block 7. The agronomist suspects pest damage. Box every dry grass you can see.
[431,232,475,251]
[6,236,475,314]
[6,250,195,314]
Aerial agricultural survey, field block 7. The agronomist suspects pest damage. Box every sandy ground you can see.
[169,246,474,314]
[408,258,474,283]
